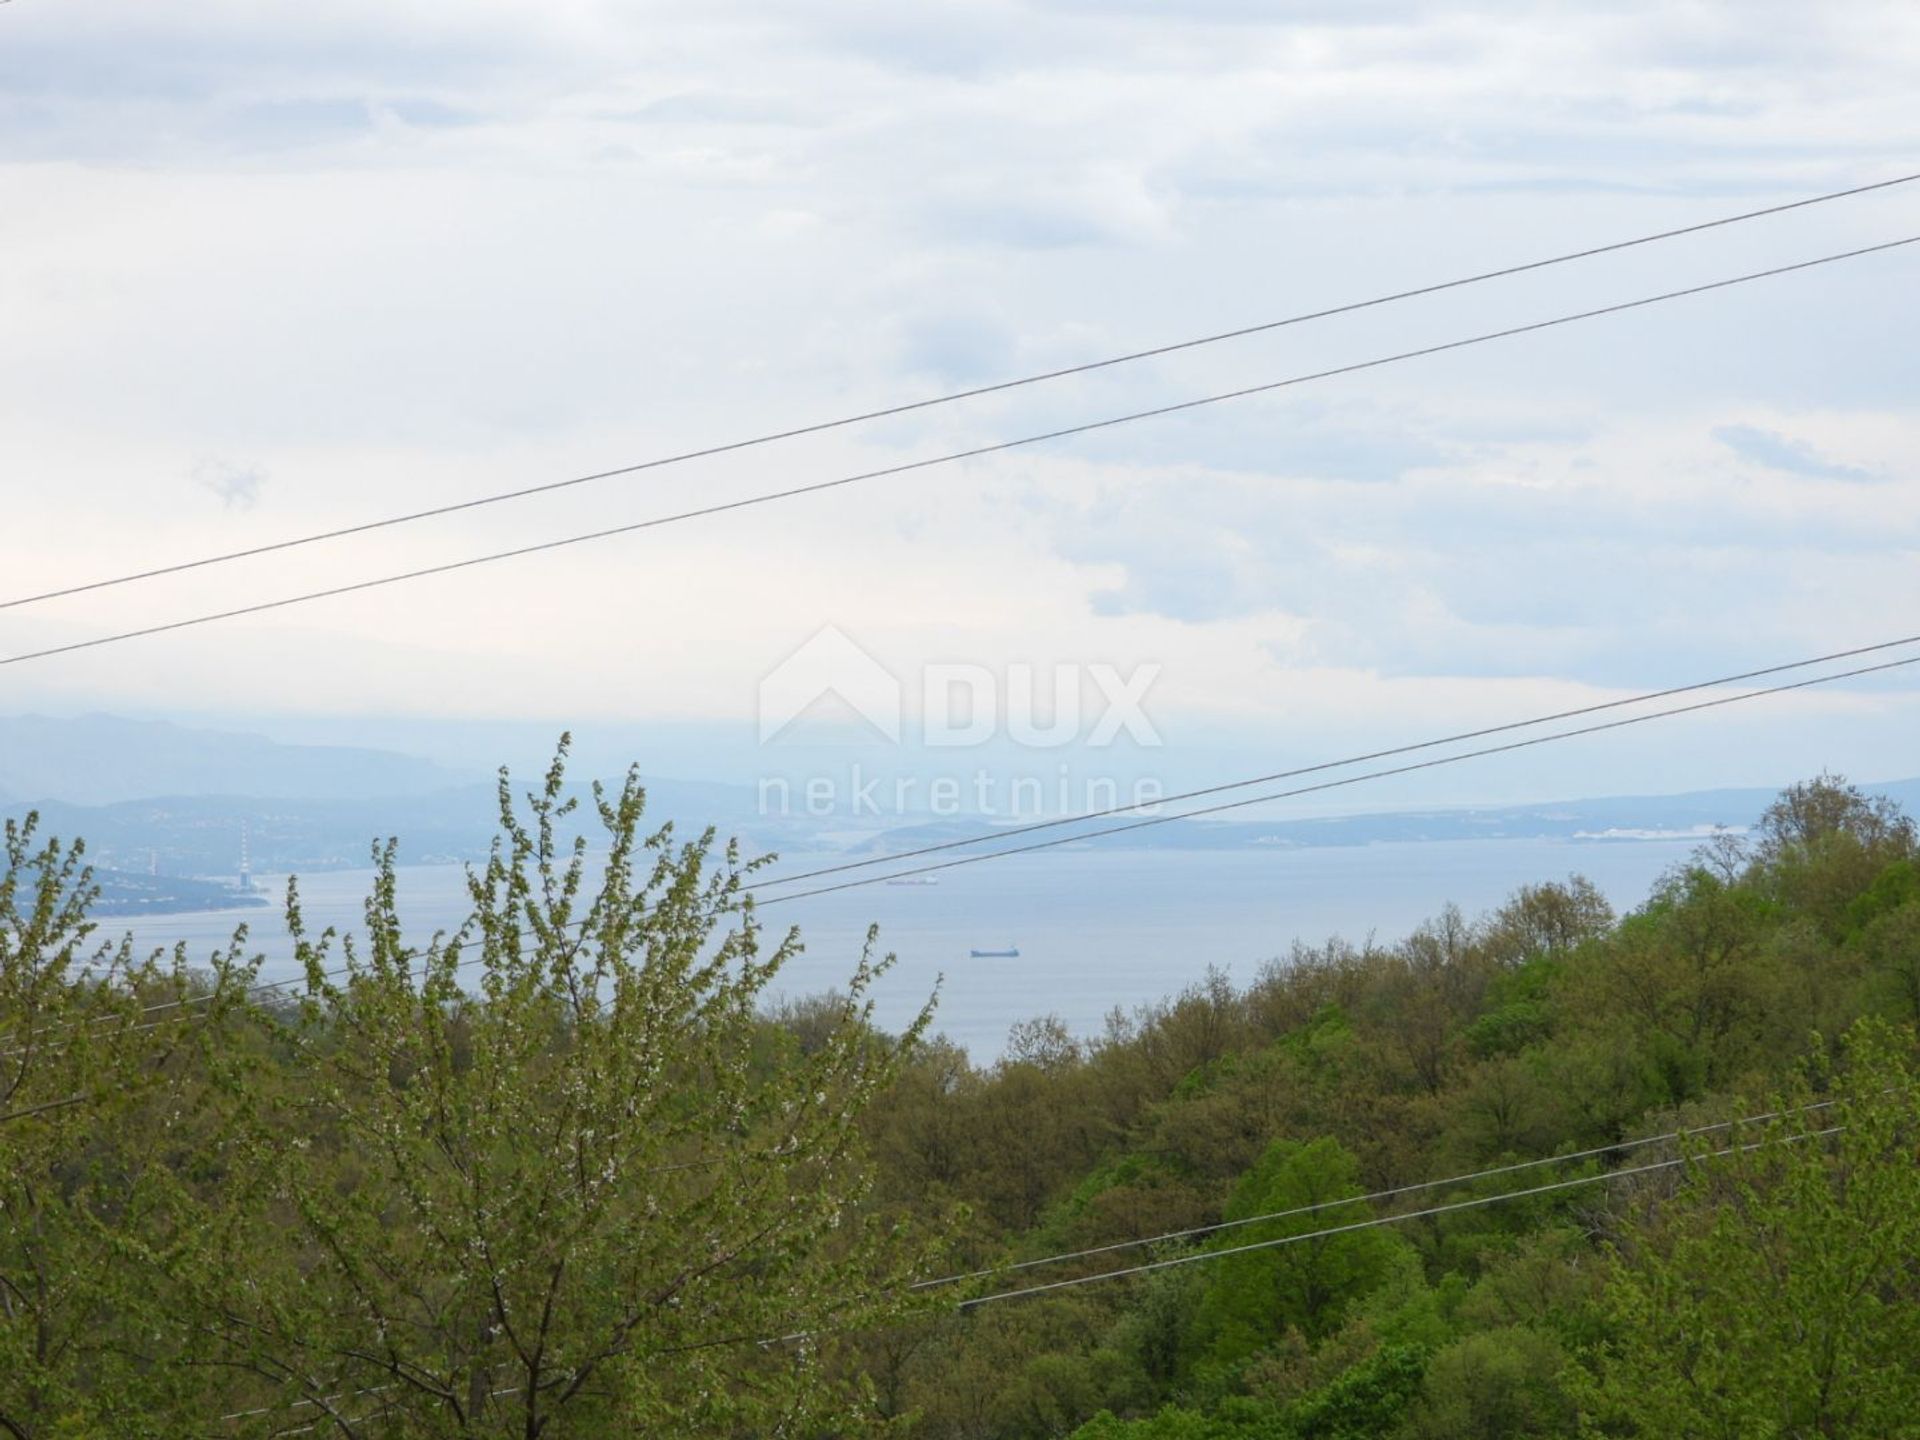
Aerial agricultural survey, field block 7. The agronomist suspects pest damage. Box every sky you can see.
[2,0,1917,813]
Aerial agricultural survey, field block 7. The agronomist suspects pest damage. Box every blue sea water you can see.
[108,837,1696,1060]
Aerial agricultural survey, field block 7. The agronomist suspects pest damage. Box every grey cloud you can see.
[894,310,1018,383]
[1047,398,1455,483]
[1028,0,1442,20]
[1088,535,1292,624]
[1044,418,1918,682]
[381,97,480,128]
[7,0,1918,742]
[1714,425,1879,483]
[916,199,1141,250]
[623,92,816,127]
[741,2,1059,78]
[222,97,373,146]
[0,21,537,104]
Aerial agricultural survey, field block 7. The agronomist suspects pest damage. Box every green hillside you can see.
[4,764,1918,1436]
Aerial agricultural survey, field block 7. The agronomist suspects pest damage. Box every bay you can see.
[108,837,1697,1060]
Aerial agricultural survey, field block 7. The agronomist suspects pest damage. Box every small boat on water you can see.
[969,945,1020,958]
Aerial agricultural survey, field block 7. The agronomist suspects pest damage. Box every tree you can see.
[1753,774,1916,865]
[1371,908,1492,1097]
[0,815,260,1438]
[1406,1327,1571,1439]
[1577,865,1773,1096]
[219,746,945,1435]
[1577,1019,1920,1438]
[1856,886,1920,1022]
[1188,1138,1405,1371]
[1752,776,1918,939]
[5,745,946,1436]
[1480,879,1613,971]
[1005,1014,1082,1072]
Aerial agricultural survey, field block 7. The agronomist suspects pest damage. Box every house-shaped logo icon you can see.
[757,626,902,744]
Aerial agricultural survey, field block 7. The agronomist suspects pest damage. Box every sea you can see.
[107,837,1697,1061]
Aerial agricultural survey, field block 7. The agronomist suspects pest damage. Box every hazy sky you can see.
[3,0,1917,806]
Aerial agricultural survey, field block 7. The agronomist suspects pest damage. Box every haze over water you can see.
[114,837,1693,1058]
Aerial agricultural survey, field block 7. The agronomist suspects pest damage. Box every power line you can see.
[8,173,1915,617]
[459,1120,1859,1367]
[955,1125,1845,1307]
[4,234,1916,672]
[0,1094,86,1124]
[6,632,1914,1054]
[753,650,1920,904]
[226,1117,1849,1424]
[755,633,1920,890]
[207,1094,1869,1432]
[915,1096,1840,1290]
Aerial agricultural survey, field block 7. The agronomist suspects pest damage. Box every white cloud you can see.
[1,0,1916,801]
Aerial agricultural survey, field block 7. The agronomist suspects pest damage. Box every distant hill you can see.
[0,714,475,805]
[7,710,1916,912]
[13,789,500,878]
[4,776,813,889]
[856,777,1920,856]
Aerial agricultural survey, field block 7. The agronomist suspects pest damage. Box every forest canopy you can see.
[4,764,1919,1438]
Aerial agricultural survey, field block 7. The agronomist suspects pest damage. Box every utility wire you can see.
[75,1050,1878,1423]
[4,234,1916,672]
[956,1125,1845,1307]
[754,650,1920,904]
[756,633,1920,889]
[222,1114,1853,1424]
[8,173,1915,616]
[0,1093,86,1123]
[6,633,1915,1055]
[915,1096,1840,1289]
[440,1120,1856,1367]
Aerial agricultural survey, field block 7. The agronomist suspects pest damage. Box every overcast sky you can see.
[2,0,1917,807]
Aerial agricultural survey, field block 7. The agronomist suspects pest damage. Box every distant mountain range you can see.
[0,713,794,892]
[4,711,1915,916]
[0,714,473,804]
[6,780,800,883]
[854,778,1920,856]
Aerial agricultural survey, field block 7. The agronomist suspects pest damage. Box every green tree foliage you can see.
[1189,1139,1405,1370]
[1406,1327,1570,1439]
[1577,1021,1920,1438]
[847,782,1920,1439]
[9,772,1920,1437]
[1,748,941,1436]
[0,815,261,1437]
